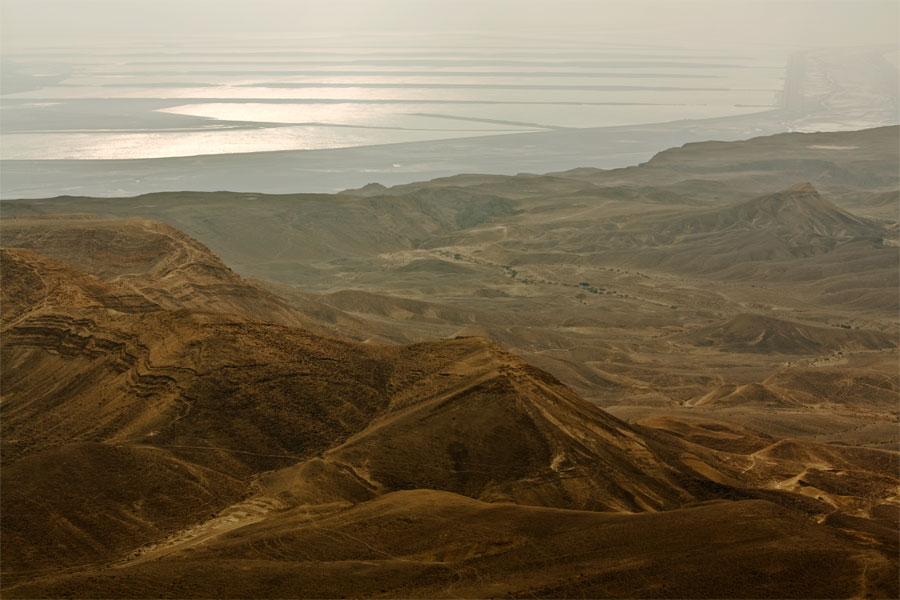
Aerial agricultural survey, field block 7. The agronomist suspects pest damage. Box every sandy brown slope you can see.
[0,247,392,468]
[0,246,722,511]
[294,339,706,513]
[6,195,892,443]
[7,491,897,600]
[1,442,247,583]
[0,216,324,331]
[0,246,161,327]
[2,220,898,598]
[634,416,900,553]
[1,132,895,422]
[0,246,728,586]
[676,312,896,354]
[0,188,518,276]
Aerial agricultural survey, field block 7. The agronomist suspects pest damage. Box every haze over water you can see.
[2,33,787,160]
[0,0,897,196]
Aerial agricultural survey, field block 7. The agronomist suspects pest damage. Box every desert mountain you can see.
[5,186,894,386]
[677,312,896,354]
[537,183,891,279]
[2,129,896,434]
[554,125,900,211]
[338,127,899,213]
[1,246,161,326]
[0,216,361,336]
[633,183,878,244]
[0,238,732,580]
[0,243,729,512]
[2,218,898,597]
[5,128,897,278]
[714,183,873,234]
[2,128,898,597]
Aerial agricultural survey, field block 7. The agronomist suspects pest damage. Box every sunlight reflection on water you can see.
[1,125,533,159]
[0,40,786,160]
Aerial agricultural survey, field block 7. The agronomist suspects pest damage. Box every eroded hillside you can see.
[1,216,898,598]
[2,126,898,598]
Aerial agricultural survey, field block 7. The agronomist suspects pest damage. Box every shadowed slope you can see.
[0,247,392,467]
[0,246,713,512]
[7,490,897,600]
[0,242,727,582]
[308,338,704,512]
[1,443,246,585]
[2,213,898,599]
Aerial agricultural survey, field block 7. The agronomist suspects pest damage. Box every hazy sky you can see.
[1,0,898,50]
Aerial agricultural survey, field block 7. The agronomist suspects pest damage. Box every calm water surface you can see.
[1,35,786,160]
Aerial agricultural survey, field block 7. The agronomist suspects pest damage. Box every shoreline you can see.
[1,47,896,199]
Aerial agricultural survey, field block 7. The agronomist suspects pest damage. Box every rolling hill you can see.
[677,312,896,354]
[2,218,898,598]
[2,126,898,597]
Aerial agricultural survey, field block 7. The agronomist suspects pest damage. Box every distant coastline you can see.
[1,46,896,199]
